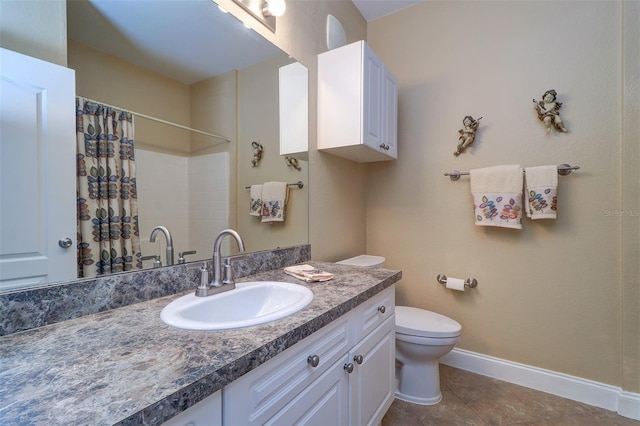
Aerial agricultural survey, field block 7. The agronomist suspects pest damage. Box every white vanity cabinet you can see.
[223,286,396,425]
[318,41,398,163]
[161,390,221,426]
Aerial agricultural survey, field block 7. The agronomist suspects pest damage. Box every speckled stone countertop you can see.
[0,262,401,425]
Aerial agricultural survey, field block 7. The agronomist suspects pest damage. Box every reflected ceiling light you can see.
[262,0,286,17]
[232,0,284,32]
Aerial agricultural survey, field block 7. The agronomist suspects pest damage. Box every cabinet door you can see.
[223,315,354,424]
[161,390,221,426]
[279,62,308,159]
[381,67,398,159]
[349,315,396,426]
[266,354,349,426]
[362,43,384,151]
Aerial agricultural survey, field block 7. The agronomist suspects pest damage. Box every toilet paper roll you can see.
[446,277,466,291]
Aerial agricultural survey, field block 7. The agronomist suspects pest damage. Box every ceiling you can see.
[66,0,421,86]
[352,0,423,21]
[67,0,284,85]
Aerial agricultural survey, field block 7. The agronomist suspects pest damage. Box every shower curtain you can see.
[76,98,142,278]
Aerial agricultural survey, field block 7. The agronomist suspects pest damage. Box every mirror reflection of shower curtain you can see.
[76,97,142,278]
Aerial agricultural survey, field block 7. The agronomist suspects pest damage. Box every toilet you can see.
[337,255,462,405]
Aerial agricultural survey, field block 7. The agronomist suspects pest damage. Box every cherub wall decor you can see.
[533,89,568,133]
[251,141,263,167]
[454,115,482,156]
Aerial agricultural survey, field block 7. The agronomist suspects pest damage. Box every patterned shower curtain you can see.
[76,98,142,278]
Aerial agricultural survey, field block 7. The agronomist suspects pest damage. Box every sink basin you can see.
[160,281,313,330]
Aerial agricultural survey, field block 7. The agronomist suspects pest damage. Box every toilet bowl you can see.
[336,255,462,405]
[395,306,461,405]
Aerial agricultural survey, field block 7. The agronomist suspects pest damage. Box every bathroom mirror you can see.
[0,0,309,291]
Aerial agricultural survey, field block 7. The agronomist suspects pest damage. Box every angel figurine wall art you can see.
[454,115,482,156]
[533,89,568,133]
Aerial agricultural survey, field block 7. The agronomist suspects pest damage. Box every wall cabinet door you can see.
[349,315,396,426]
[279,62,309,160]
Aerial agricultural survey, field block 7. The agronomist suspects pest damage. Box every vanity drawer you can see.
[354,286,395,341]
[223,314,355,425]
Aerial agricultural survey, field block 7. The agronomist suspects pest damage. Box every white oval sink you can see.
[160,281,313,330]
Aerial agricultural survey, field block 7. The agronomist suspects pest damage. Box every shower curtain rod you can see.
[78,96,231,143]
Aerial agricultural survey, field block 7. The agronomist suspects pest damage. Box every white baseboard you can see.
[440,348,640,421]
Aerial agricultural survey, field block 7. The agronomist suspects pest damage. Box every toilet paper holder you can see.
[437,274,478,288]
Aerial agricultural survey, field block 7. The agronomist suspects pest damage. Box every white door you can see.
[0,48,76,290]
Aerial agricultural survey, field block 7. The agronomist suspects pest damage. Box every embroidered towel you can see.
[470,165,523,229]
[284,264,334,282]
[261,182,288,222]
[249,185,263,217]
[524,165,558,219]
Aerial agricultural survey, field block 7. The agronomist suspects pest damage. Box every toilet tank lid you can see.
[336,255,385,267]
[395,306,462,338]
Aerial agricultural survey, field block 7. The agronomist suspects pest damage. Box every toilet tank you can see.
[336,255,385,268]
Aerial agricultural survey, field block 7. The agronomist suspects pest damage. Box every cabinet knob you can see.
[307,355,320,368]
[378,305,386,314]
[379,143,390,151]
[344,362,354,373]
[353,354,364,365]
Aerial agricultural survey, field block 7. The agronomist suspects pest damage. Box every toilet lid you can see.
[395,306,462,338]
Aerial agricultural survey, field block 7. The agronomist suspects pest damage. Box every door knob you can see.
[58,238,73,248]
[353,354,364,365]
[344,362,354,373]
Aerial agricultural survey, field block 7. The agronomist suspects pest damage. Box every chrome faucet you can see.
[196,229,245,297]
[149,225,174,266]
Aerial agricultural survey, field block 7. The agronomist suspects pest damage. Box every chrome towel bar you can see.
[245,181,304,189]
[444,163,580,181]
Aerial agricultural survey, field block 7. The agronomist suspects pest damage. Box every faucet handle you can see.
[178,250,196,264]
[222,258,235,286]
[141,255,162,268]
[195,262,210,297]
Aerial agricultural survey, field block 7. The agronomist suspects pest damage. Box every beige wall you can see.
[366,0,639,392]
[216,0,369,261]
[236,55,310,251]
[5,0,635,397]
[621,0,640,395]
[0,0,67,66]
[69,40,193,155]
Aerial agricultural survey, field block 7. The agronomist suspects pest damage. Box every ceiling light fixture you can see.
[231,0,285,32]
[262,0,286,17]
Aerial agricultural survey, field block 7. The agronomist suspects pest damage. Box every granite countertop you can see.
[0,262,401,425]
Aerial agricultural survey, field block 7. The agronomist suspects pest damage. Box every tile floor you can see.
[382,365,640,426]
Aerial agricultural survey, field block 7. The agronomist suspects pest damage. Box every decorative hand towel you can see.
[249,184,263,217]
[261,181,288,222]
[284,264,334,282]
[524,165,558,219]
[470,165,523,229]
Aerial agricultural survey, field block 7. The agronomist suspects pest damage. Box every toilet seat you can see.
[396,306,462,338]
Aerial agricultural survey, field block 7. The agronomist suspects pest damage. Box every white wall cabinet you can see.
[279,61,309,160]
[318,41,398,163]
[223,286,396,425]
